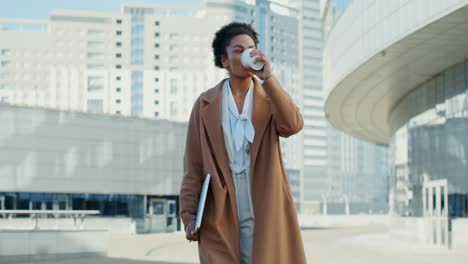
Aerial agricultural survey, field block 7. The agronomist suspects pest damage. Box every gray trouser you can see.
[233,170,254,264]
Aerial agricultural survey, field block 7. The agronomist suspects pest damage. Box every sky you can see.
[330,0,350,15]
[0,0,200,20]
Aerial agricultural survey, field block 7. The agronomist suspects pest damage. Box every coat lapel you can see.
[203,77,272,183]
[221,82,234,163]
[199,80,238,218]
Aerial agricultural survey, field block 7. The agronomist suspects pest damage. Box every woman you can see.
[179,22,306,264]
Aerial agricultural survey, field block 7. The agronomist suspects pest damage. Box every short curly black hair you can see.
[212,22,259,68]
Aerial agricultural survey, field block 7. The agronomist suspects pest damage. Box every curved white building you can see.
[324,0,468,216]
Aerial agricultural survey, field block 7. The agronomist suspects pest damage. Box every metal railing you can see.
[0,210,100,230]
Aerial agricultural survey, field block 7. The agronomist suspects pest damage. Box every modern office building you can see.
[255,0,304,209]
[297,0,328,214]
[0,4,227,121]
[0,0,301,132]
[313,0,389,214]
[323,0,468,217]
[0,103,187,233]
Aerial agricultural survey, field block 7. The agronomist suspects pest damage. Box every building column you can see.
[344,195,350,215]
[435,185,442,245]
[428,186,433,217]
[321,195,327,216]
[143,195,148,233]
[465,195,468,217]
[422,187,427,217]
[435,186,441,217]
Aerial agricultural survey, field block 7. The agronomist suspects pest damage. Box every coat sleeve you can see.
[179,97,203,229]
[262,75,304,138]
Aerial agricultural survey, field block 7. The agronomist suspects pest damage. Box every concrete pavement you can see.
[8,225,468,264]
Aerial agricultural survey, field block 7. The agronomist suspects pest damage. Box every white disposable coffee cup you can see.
[241,48,264,71]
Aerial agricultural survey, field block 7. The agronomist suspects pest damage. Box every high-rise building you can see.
[0,4,228,121]
[289,0,390,215]
[296,0,327,214]
[254,0,303,210]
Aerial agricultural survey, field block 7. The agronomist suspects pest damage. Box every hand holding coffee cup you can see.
[241,48,264,71]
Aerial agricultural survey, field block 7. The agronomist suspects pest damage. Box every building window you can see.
[154,55,160,60]
[116,110,121,114]
[116,42,122,47]
[154,100,159,105]
[116,65,122,69]
[170,79,177,95]
[154,112,159,117]
[154,43,160,48]
[155,78,159,82]
[155,21,160,26]
[88,40,104,48]
[154,88,159,93]
[1,49,11,55]
[116,88,121,92]
[87,76,104,91]
[154,66,160,71]
[87,99,104,113]
[116,53,122,58]
[87,52,105,59]
[116,76,121,81]
[155,32,160,37]
[116,99,121,104]
[116,19,122,24]
[116,30,122,36]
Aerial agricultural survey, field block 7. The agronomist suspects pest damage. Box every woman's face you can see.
[221,34,256,78]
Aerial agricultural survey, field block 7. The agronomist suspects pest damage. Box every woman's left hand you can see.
[249,49,272,81]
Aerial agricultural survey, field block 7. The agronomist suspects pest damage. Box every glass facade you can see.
[131,71,144,115]
[390,61,468,217]
[130,15,144,65]
[1,192,144,218]
[286,169,301,209]
[302,0,328,213]
[129,8,145,117]
[326,127,389,214]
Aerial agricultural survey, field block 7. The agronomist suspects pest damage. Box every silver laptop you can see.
[194,173,211,233]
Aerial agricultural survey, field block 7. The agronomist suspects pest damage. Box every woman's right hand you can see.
[185,220,200,242]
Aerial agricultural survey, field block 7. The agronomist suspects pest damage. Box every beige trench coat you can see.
[179,76,307,264]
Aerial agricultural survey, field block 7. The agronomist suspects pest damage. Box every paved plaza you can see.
[8,225,468,264]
